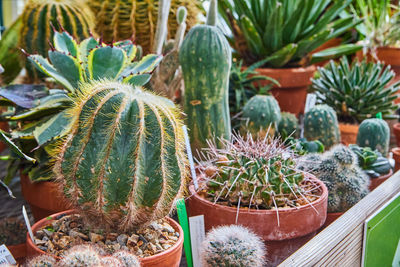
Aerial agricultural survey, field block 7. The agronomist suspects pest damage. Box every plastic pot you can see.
[369,169,394,191]
[339,123,359,145]
[26,210,184,267]
[186,176,328,266]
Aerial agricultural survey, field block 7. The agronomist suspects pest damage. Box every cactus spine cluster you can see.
[200,225,265,267]
[241,95,281,138]
[88,0,201,54]
[54,80,188,232]
[58,245,101,266]
[300,145,369,213]
[19,0,95,80]
[356,118,390,156]
[278,112,299,139]
[304,104,341,149]
[112,251,141,267]
[26,255,56,267]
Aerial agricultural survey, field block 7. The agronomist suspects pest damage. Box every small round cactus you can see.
[200,225,266,267]
[356,118,390,156]
[26,255,56,267]
[100,256,124,267]
[112,251,141,267]
[58,245,101,267]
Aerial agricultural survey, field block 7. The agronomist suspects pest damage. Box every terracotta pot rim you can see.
[393,122,400,130]
[188,175,328,215]
[327,211,344,216]
[253,64,316,73]
[371,168,393,180]
[26,210,184,262]
[392,147,400,154]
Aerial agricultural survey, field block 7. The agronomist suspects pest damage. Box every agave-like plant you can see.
[0,31,162,182]
[218,0,362,68]
[311,56,399,124]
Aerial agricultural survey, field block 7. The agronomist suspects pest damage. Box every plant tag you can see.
[183,125,198,190]
[22,205,35,244]
[304,93,317,114]
[189,215,205,267]
[0,244,16,265]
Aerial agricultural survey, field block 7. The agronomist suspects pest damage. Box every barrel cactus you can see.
[19,0,95,81]
[0,17,22,84]
[241,95,281,138]
[200,225,265,267]
[304,104,341,149]
[278,112,299,139]
[179,0,231,155]
[356,118,390,156]
[54,80,188,231]
[88,0,201,54]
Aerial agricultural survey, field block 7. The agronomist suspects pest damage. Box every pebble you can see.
[117,234,128,246]
[89,232,104,243]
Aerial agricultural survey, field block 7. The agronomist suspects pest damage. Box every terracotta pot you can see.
[8,243,26,264]
[20,173,70,222]
[369,168,394,191]
[254,65,316,116]
[322,212,344,228]
[392,147,400,172]
[339,123,359,145]
[26,210,184,267]
[312,38,343,67]
[394,123,400,147]
[187,176,328,266]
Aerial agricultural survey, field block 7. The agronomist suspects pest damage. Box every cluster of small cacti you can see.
[278,112,299,139]
[349,145,392,178]
[304,104,341,149]
[240,95,281,138]
[356,118,390,156]
[300,144,370,213]
[53,80,188,232]
[26,245,140,267]
[88,0,201,54]
[200,225,266,267]
[19,0,95,81]
[201,133,309,209]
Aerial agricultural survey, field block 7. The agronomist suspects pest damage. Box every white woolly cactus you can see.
[100,256,124,267]
[112,251,141,267]
[200,225,266,267]
[26,255,56,267]
[58,245,101,267]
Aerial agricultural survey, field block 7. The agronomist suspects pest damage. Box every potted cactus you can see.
[311,57,399,144]
[218,0,362,115]
[0,31,162,221]
[25,78,188,266]
[300,145,370,227]
[187,133,328,265]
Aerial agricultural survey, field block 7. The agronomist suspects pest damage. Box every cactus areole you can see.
[179,0,232,155]
[54,81,188,232]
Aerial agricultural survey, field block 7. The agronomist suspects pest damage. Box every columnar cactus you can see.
[304,104,341,149]
[241,95,281,138]
[88,0,201,54]
[19,0,95,80]
[356,118,390,156]
[278,112,299,139]
[112,251,141,267]
[54,80,188,231]
[26,255,56,267]
[300,145,369,213]
[200,225,265,267]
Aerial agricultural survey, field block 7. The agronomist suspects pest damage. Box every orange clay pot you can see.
[7,243,26,264]
[339,123,359,145]
[392,147,400,172]
[369,169,394,191]
[393,123,400,147]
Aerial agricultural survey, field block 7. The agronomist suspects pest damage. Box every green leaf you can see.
[48,51,82,89]
[265,43,298,68]
[53,31,78,57]
[123,74,151,86]
[123,54,163,76]
[0,130,35,162]
[88,46,125,80]
[0,179,15,198]
[310,44,363,64]
[0,84,48,108]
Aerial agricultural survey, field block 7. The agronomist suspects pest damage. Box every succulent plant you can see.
[300,144,370,213]
[88,0,201,54]
[0,31,161,182]
[200,133,318,209]
[112,251,141,267]
[285,137,325,156]
[54,80,188,231]
[0,17,22,84]
[240,94,281,138]
[349,144,392,178]
[59,245,101,267]
[303,104,341,149]
[312,57,399,124]
[356,118,390,156]
[26,255,56,267]
[19,0,95,81]
[218,0,362,68]
[278,112,299,139]
[100,256,124,267]
[200,225,265,267]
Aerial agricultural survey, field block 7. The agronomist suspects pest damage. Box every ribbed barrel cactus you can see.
[278,112,299,139]
[54,80,188,231]
[356,118,390,156]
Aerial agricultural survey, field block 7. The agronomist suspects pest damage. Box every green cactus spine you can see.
[356,118,390,156]
[54,80,188,231]
[278,112,299,139]
[304,104,341,149]
[20,0,94,81]
[179,0,231,155]
[241,95,281,138]
[200,225,265,267]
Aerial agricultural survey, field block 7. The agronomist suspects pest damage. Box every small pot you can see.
[393,123,400,147]
[369,169,394,191]
[20,173,70,222]
[392,147,400,172]
[322,212,344,228]
[254,65,316,116]
[8,243,26,264]
[187,176,328,266]
[339,123,359,145]
[26,210,184,267]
